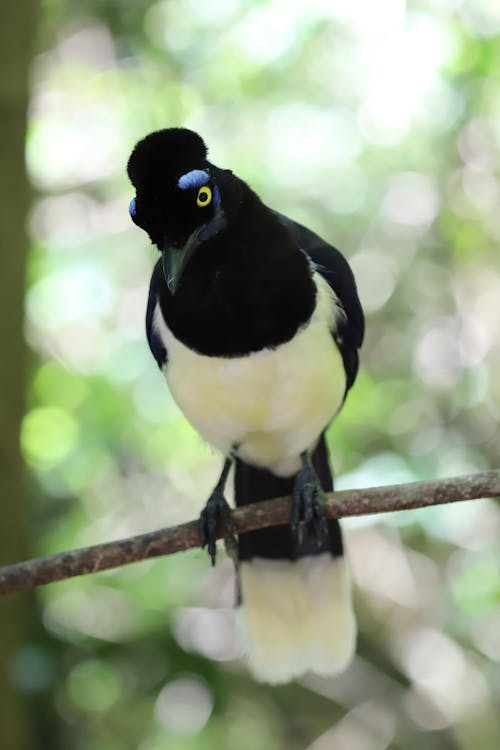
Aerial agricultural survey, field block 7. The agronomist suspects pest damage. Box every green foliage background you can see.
[11,0,500,748]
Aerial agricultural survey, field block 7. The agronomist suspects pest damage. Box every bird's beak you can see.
[161,226,202,294]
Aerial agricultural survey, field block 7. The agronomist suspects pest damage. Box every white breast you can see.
[154,274,346,477]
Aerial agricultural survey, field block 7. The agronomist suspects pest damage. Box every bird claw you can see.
[291,460,328,548]
[198,490,235,566]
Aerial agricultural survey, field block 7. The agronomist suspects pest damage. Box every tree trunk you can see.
[0,2,41,748]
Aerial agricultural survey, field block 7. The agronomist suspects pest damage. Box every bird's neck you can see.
[157,204,317,357]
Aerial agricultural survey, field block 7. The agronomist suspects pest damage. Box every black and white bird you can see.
[127,128,364,684]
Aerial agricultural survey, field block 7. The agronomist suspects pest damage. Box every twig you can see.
[0,470,498,595]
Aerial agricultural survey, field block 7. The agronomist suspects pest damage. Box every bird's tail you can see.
[233,435,356,684]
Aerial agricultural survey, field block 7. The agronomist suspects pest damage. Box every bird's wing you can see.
[275,211,364,394]
[145,259,168,368]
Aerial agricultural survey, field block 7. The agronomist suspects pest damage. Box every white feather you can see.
[236,554,356,684]
[154,273,346,476]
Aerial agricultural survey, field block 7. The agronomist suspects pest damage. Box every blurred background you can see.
[1,0,499,748]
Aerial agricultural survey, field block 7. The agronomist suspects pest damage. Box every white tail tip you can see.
[236,553,356,684]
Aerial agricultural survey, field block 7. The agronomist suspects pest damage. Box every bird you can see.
[127,127,364,684]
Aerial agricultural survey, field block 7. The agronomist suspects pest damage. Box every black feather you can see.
[127,128,208,192]
[145,260,167,368]
[153,190,317,356]
[236,435,343,561]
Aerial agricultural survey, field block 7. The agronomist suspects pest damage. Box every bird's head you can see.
[127,128,232,293]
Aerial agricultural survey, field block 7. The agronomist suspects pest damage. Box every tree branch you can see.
[0,470,498,595]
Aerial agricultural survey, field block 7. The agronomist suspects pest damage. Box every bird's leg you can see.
[198,458,236,566]
[291,451,329,546]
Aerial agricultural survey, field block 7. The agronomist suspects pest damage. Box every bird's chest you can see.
[153,275,346,475]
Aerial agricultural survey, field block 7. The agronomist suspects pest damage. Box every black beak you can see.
[161,226,203,294]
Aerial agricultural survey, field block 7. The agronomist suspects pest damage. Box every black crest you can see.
[127,128,208,193]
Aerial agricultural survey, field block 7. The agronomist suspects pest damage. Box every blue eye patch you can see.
[178,169,209,191]
[129,197,136,218]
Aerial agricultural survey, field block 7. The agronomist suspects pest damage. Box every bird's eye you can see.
[196,186,212,207]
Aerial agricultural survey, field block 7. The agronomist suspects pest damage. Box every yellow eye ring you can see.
[196,185,212,207]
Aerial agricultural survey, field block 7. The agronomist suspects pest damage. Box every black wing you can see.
[145,259,168,368]
[275,212,364,395]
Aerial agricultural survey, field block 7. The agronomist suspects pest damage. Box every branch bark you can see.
[1,469,498,595]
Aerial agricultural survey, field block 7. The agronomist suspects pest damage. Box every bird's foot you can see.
[198,489,236,566]
[291,452,328,547]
